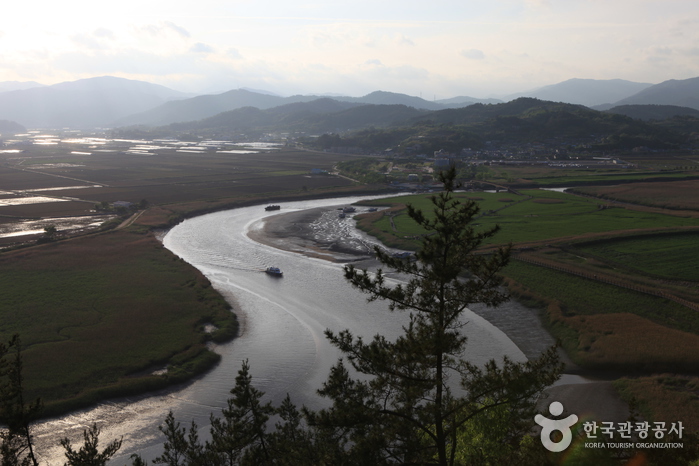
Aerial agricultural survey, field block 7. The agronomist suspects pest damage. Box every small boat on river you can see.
[265,266,283,276]
[265,205,281,211]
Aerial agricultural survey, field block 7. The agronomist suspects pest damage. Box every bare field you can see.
[622,152,699,169]
[0,147,359,234]
[0,200,96,218]
[574,179,699,211]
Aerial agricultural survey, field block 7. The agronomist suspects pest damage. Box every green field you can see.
[572,232,699,281]
[502,261,699,334]
[358,186,699,382]
[358,189,699,247]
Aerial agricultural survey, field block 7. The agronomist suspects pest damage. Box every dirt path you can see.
[116,210,145,230]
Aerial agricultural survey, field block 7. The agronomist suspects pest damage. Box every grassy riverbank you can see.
[0,228,237,416]
[500,259,699,430]
[503,262,699,371]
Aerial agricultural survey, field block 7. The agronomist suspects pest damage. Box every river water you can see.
[32,196,529,464]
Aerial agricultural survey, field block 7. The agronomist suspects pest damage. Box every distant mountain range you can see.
[0,119,26,135]
[605,104,699,121]
[110,96,698,155]
[599,77,699,110]
[0,76,192,129]
[163,99,429,136]
[508,78,653,107]
[110,78,699,128]
[112,89,319,127]
[0,75,698,130]
[435,96,503,107]
[114,90,486,127]
[0,81,45,93]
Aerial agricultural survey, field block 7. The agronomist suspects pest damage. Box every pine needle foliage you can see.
[309,167,562,465]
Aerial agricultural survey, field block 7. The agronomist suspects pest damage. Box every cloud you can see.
[45,47,282,94]
[306,63,333,72]
[398,35,415,47]
[52,49,203,76]
[5,0,698,97]
[523,0,551,8]
[645,45,674,63]
[226,48,243,59]
[676,18,699,28]
[69,28,117,51]
[138,21,191,39]
[311,31,342,48]
[190,43,215,54]
[94,28,115,40]
[359,61,429,81]
[71,31,112,51]
[164,22,191,38]
[461,48,485,60]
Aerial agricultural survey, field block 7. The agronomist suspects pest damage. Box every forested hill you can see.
[306,98,698,153]
[605,104,699,121]
[409,98,593,125]
[112,97,699,152]
[121,100,430,137]
[405,98,675,141]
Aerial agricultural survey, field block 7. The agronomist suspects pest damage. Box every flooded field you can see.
[0,215,115,239]
[0,196,70,206]
[0,134,359,243]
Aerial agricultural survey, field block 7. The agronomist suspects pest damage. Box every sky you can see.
[1,0,698,98]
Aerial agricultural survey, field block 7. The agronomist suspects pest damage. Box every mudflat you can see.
[248,207,378,262]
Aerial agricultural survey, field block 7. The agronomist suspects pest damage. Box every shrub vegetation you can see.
[0,230,237,415]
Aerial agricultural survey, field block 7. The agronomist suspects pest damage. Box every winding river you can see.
[33,196,528,464]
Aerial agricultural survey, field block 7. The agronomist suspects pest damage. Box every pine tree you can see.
[153,412,205,466]
[0,335,42,466]
[307,167,563,465]
[207,359,274,465]
[60,424,122,466]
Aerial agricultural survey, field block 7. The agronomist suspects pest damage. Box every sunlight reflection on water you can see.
[0,215,113,238]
